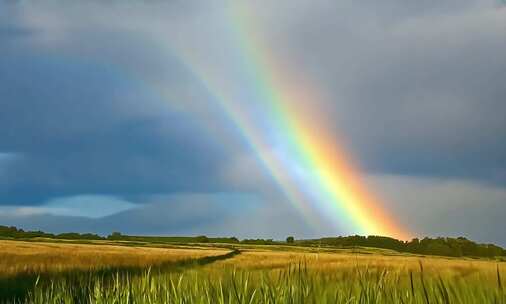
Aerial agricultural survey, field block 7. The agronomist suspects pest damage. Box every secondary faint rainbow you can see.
[171,3,409,239]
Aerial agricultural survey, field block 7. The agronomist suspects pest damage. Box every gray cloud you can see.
[0,192,319,240]
[250,0,506,183]
[367,174,506,246]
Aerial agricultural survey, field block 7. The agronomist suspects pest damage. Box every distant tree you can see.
[195,235,209,243]
[241,238,276,245]
[108,232,122,240]
[286,236,295,244]
[426,242,453,256]
[406,238,420,253]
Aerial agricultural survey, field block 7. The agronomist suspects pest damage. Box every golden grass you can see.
[0,240,228,277]
[2,239,504,288]
[209,248,505,284]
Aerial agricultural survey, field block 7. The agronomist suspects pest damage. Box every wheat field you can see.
[1,240,504,303]
[0,240,228,277]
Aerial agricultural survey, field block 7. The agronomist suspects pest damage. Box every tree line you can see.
[0,225,103,240]
[1,225,504,258]
[107,232,240,244]
[297,235,506,258]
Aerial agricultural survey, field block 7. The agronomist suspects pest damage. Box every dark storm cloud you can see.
[0,48,239,204]
[0,3,32,38]
[0,1,256,205]
[254,0,506,184]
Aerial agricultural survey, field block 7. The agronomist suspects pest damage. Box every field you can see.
[0,240,229,277]
[0,240,504,303]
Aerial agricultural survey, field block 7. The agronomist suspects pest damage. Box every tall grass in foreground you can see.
[24,263,505,304]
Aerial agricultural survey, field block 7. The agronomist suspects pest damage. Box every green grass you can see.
[23,264,505,303]
[12,261,504,304]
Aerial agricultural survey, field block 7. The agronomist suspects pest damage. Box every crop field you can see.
[0,240,504,303]
[0,240,229,277]
[0,239,230,302]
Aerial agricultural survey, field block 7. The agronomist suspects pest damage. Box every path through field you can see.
[0,240,239,302]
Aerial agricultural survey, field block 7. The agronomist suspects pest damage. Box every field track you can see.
[0,241,240,302]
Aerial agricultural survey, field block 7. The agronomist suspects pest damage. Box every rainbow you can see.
[170,3,409,239]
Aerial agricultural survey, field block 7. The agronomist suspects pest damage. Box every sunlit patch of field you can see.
[208,247,504,286]
[214,247,498,273]
[0,239,228,277]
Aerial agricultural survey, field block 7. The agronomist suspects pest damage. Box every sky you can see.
[1,0,505,245]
